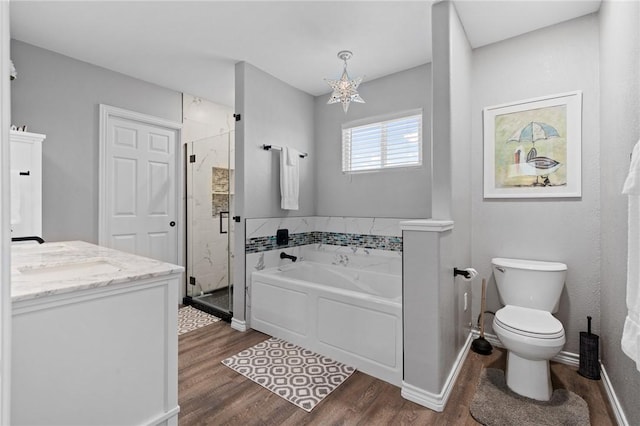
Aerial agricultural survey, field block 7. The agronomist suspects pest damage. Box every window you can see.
[342,110,423,173]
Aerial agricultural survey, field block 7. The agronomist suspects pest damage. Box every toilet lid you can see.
[495,305,564,338]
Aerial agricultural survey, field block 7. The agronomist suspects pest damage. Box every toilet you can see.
[491,257,567,401]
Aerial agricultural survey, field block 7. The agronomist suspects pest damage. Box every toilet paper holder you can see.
[454,267,471,279]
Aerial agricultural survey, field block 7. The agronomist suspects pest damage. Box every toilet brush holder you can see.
[578,316,601,380]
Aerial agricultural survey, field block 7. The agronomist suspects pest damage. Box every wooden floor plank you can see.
[178,321,616,425]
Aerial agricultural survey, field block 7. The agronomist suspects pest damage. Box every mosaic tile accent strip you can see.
[321,232,402,252]
[178,306,221,335]
[222,337,355,412]
[245,232,315,253]
[245,231,402,254]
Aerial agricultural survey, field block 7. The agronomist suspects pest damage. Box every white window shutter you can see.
[342,112,422,173]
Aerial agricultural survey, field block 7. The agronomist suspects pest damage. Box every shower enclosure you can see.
[185,131,234,321]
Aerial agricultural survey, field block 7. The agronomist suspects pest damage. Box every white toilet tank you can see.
[492,257,567,312]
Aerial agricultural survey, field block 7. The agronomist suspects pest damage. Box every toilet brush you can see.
[472,278,493,355]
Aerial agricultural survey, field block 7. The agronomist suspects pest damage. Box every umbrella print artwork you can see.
[494,105,568,189]
[484,91,582,198]
[508,121,559,144]
[507,121,562,186]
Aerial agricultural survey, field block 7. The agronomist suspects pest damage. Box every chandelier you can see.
[325,50,365,113]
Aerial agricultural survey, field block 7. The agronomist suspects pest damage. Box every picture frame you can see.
[483,91,582,198]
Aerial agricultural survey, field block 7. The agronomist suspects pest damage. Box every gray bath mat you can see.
[222,337,355,412]
[470,368,590,426]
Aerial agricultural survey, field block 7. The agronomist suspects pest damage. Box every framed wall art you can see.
[483,91,582,198]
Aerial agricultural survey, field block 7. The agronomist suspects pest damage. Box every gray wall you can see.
[431,0,473,389]
[10,40,181,243]
[470,15,601,354]
[233,61,315,324]
[397,1,472,397]
[599,1,640,424]
[314,64,431,219]
[402,227,453,393]
[238,62,315,219]
[448,1,473,349]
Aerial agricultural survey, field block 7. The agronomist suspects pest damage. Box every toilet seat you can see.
[495,305,564,339]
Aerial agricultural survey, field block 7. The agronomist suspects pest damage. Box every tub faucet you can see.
[280,252,297,262]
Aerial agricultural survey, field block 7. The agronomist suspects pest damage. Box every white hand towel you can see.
[286,145,299,167]
[622,140,640,371]
[10,170,21,225]
[280,147,299,210]
[623,140,640,195]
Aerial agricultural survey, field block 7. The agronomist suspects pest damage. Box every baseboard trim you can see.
[401,332,473,412]
[144,405,180,425]
[471,329,628,425]
[230,318,247,332]
[601,363,629,426]
[554,350,579,367]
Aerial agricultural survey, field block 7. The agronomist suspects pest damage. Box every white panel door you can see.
[101,109,179,264]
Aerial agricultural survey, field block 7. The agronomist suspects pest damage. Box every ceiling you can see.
[10,1,601,107]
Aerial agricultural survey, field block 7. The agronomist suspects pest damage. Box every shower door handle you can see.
[219,211,229,234]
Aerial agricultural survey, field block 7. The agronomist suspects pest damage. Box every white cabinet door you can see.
[10,131,44,239]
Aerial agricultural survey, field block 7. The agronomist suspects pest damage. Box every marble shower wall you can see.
[186,131,235,296]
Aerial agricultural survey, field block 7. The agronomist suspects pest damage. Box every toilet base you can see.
[505,351,553,401]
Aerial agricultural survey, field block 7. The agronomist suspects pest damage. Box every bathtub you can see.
[250,260,402,386]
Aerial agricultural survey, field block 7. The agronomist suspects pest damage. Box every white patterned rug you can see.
[222,337,355,412]
[178,306,220,335]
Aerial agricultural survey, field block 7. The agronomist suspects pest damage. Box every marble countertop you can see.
[11,241,184,302]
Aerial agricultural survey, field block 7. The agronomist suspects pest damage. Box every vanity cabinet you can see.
[10,130,45,238]
[11,241,183,426]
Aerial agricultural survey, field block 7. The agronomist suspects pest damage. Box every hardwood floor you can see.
[179,321,617,425]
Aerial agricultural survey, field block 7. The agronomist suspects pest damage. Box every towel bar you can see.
[262,144,308,158]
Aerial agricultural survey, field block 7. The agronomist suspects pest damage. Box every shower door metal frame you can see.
[183,132,234,322]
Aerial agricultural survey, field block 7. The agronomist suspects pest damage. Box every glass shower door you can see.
[185,131,234,320]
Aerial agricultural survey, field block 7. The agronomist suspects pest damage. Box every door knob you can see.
[169,221,176,227]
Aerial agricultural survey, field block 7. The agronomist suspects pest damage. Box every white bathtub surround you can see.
[302,244,401,275]
[280,146,300,210]
[11,241,183,426]
[250,261,402,386]
[245,246,304,317]
[401,219,470,411]
[622,140,640,371]
[240,216,405,340]
[245,244,401,327]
